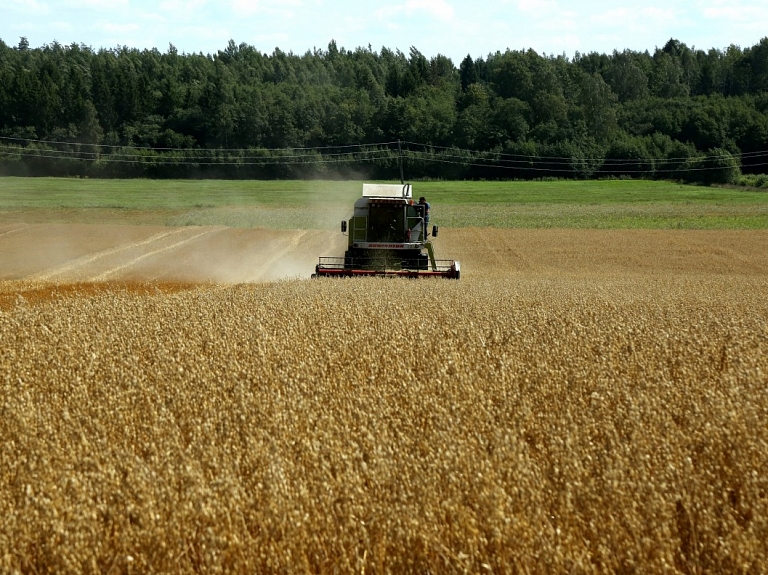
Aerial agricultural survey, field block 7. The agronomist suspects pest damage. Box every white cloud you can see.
[374,4,397,19]
[538,10,577,31]
[49,21,73,31]
[376,0,455,22]
[6,0,50,14]
[701,1,768,23]
[590,6,676,27]
[341,16,366,32]
[643,6,675,21]
[231,0,302,17]
[231,0,258,17]
[101,22,141,33]
[253,32,291,45]
[135,11,167,23]
[405,0,454,20]
[515,0,558,15]
[63,0,129,8]
[703,6,744,20]
[159,0,208,12]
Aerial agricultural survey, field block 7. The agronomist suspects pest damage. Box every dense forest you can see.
[1,36,767,181]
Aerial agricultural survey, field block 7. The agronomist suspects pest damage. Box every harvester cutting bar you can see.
[314,257,460,279]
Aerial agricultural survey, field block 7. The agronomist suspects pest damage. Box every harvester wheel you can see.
[344,250,355,270]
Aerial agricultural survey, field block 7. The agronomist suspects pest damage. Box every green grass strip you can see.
[2,177,767,229]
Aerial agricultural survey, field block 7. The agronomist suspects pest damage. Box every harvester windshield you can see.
[368,202,405,243]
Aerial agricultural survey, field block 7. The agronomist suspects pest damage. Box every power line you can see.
[0,139,763,173]
[403,151,768,173]
[401,140,768,163]
[0,146,394,162]
[0,135,398,153]
[4,135,766,164]
[0,148,389,166]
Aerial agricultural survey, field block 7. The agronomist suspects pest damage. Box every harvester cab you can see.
[314,183,460,279]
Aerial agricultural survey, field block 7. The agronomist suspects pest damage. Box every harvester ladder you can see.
[425,242,437,271]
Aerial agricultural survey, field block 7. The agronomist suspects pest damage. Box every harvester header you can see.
[313,183,460,279]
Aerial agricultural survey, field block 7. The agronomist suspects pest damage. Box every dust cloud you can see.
[0,224,347,283]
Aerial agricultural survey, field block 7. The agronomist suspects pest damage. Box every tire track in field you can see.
[91,227,222,281]
[27,228,190,282]
[251,230,309,281]
[708,245,768,274]
[0,225,27,238]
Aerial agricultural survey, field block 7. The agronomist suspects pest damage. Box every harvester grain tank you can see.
[314,183,460,279]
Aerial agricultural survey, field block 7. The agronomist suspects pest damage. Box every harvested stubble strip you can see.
[1,276,767,573]
[0,281,197,311]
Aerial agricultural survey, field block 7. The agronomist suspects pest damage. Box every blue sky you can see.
[2,0,768,62]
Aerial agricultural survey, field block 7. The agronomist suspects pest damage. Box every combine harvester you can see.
[314,183,460,279]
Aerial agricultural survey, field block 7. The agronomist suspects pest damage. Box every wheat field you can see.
[2,266,768,573]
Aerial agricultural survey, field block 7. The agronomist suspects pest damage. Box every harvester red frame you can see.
[314,257,460,279]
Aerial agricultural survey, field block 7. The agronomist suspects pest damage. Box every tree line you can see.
[0,36,766,181]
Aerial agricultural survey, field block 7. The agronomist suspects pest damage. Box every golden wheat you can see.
[1,275,767,573]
